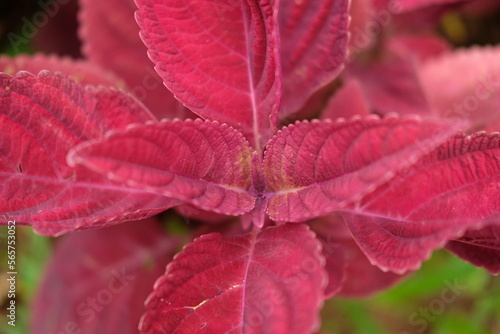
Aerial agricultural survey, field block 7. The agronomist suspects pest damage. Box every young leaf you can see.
[343,133,500,273]
[264,115,464,222]
[446,223,500,275]
[278,0,349,116]
[0,71,176,236]
[31,218,181,334]
[68,119,256,216]
[79,0,188,120]
[139,224,326,334]
[136,0,281,149]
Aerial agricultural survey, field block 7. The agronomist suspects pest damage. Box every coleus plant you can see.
[1,0,500,333]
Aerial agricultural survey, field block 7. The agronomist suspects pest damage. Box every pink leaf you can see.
[385,34,451,62]
[342,214,480,274]
[308,216,346,298]
[446,224,500,274]
[0,71,176,236]
[344,34,449,118]
[321,79,371,120]
[343,133,500,273]
[418,45,500,132]
[360,133,500,221]
[310,215,407,297]
[68,119,256,216]
[31,218,180,334]
[347,54,432,116]
[79,0,188,120]
[136,0,281,150]
[264,115,464,222]
[278,0,349,116]
[0,53,122,87]
[140,224,326,334]
[347,0,375,55]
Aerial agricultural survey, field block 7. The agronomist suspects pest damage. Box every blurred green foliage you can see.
[0,226,52,334]
[321,250,500,334]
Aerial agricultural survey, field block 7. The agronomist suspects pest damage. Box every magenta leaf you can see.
[348,0,376,53]
[68,119,256,216]
[0,71,176,236]
[264,115,464,222]
[342,214,481,274]
[310,215,407,297]
[139,224,326,334]
[278,0,349,116]
[343,34,449,118]
[359,133,500,221]
[384,34,451,62]
[418,45,500,132]
[347,54,432,116]
[446,224,500,274]
[343,133,500,273]
[79,0,188,120]
[136,0,281,149]
[321,79,371,120]
[31,218,181,334]
[0,54,121,87]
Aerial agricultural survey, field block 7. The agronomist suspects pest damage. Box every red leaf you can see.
[136,0,281,150]
[310,215,407,297]
[418,45,500,132]
[140,224,326,334]
[343,133,500,273]
[264,115,464,222]
[321,79,371,120]
[342,214,480,274]
[0,72,175,236]
[376,0,472,12]
[31,218,180,334]
[0,54,122,87]
[308,216,346,298]
[360,133,500,221]
[446,224,500,274]
[278,0,349,116]
[348,0,376,54]
[347,54,432,116]
[462,0,500,14]
[385,34,451,62]
[31,0,80,57]
[79,0,188,120]
[69,119,256,216]
[175,204,233,224]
